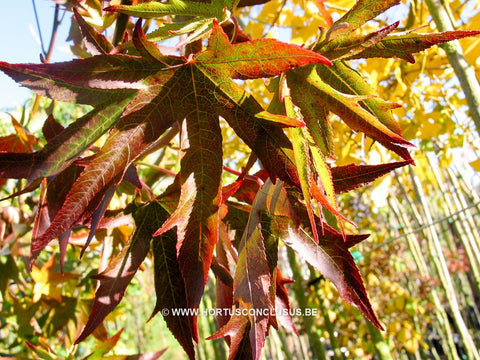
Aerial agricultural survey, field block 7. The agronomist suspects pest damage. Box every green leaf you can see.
[319,22,399,61]
[83,329,124,360]
[334,0,401,36]
[285,97,321,243]
[105,0,233,19]
[318,61,404,136]
[0,96,135,182]
[288,64,414,161]
[349,29,480,63]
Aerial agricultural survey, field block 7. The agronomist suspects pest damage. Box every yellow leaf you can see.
[31,254,80,302]
[470,157,480,171]
[418,119,442,139]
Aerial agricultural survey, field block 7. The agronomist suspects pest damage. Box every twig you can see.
[31,0,46,57]
[29,3,63,121]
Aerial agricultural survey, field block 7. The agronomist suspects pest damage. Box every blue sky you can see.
[0,1,73,109]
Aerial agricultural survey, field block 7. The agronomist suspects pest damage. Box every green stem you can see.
[389,195,460,360]
[367,321,394,360]
[424,0,480,134]
[408,168,480,360]
[308,266,342,360]
[287,248,327,360]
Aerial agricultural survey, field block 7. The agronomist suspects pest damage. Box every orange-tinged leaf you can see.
[196,20,331,80]
[274,268,297,335]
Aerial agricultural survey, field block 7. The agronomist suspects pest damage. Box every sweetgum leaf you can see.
[319,22,399,61]
[0,95,136,182]
[334,0,401,36]
[234,227,272,360]
[220,180,277,360]
[0,58,144,105]
[154,110,223,334]
[75,203,155,344]
[82,329,123,360]
[274,268,297,335]
[282,226,383,330]
[73,8,113,55]
[42,114,65,142]
[214,227,235,330]
[258,181,382,329]
[1,18,330,266]
[331,160,411,194]
[288,64,414,162]
[285,98,321,243]
[208,315,253,360]
[317,61,403,136]
[149,202,196,360]
[105,0,234,19]
[31,164,83,265]
[349,30,480,63]
[195,22,331,79]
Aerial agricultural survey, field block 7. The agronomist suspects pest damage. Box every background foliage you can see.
[1,0,480,359]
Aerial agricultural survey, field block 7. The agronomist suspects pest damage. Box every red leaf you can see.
[153,114,223,335]
[274,268,297,335]
[331,160,411,193]
[31,164,83,266]
[208,315,253,360]
[75,203,157,344]
[282,226,382,329]
[42,114,65,142]
[73,8,114,56]
[214,225,234,331]
[151,209,196,360]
